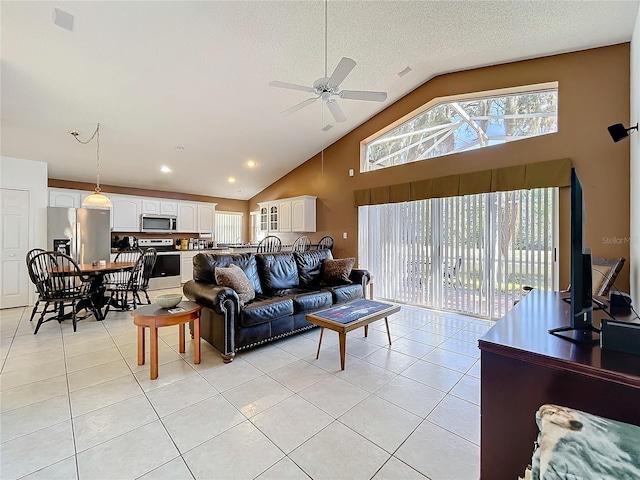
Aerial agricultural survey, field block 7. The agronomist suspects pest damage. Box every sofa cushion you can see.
[323,283,363,304]
[294,249,333,287]
[255,252,299,292]
[291,291,333,314]
[240,298,294,328]
[321,258,356,286]
[272,288,314,297]
[193,253,262,294]
[215,264,255,305]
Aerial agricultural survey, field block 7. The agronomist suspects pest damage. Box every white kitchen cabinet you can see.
[197,203,216,234]
[177,202,197,232]
[258,204,269,232]
[49,188,82,208]
[111,195,141,232]
[141,199,160,214]
[257,196,315,232]
[291,196,316,232]
[278,201,292,232]
[49,189,222,236]
[269,204,279,232]
[181,251,199,283]
[141,199,178,216]
[160,201,178,216]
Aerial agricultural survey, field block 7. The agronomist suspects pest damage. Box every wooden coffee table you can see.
[131,301,202,379]
[306,299,400,370]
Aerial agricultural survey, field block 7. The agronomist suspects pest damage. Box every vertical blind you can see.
[358,188,558,319]
[214,212,243,244]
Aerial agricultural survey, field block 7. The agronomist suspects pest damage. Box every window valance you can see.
[353,158,571,207]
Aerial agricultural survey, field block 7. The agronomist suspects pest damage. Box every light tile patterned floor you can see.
[0,288,489,480]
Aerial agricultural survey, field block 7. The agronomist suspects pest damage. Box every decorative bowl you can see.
[155,294,182,309]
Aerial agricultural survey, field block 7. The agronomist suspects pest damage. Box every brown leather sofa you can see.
[183,249,370,362]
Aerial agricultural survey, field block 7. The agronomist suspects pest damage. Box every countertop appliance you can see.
[47,207,111,264]
[140,214,177,233]
[137,238,181,289]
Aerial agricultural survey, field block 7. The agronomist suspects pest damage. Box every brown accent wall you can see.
[49,179,251,240]
[250,44,632,291]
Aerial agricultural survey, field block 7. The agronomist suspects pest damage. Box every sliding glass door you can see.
[358,188,558,319]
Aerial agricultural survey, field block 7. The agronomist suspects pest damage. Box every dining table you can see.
[54,261,137,321]
[83,261,137,320]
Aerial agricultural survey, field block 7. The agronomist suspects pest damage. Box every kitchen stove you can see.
[137,238,175,252]
[137,238,181,289]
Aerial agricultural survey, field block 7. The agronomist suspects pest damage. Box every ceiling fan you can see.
[269,57,388,123]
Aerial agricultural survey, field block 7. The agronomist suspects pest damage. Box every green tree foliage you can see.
[366,89,558,170]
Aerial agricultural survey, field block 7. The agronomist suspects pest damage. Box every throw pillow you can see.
[215,264,255,305]
[321,257,355,286]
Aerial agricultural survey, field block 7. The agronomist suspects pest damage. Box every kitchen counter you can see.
[111,247,231,254]
[177,248,229,253]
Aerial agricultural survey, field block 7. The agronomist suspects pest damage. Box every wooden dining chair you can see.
[317,235,334,251]
[257,236,282,253]
[27,251,98,333]
[103,248,143,312]
[26,248,48,323]
[131,248,157,305]
[292,236,311,252]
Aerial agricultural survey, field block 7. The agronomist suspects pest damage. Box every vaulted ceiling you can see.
[2,1,638,199]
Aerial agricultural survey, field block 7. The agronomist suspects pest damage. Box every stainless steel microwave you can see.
[140,214,177,233]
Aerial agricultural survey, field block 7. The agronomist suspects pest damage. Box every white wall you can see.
[631,12,640,304]
[0,156,48,305]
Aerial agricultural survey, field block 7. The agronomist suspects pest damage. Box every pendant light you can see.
[70,123,113,209]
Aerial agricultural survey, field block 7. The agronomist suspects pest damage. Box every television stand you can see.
[549,324,600,345]
[478,290,640,480]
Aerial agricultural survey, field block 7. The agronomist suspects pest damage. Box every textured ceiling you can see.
[2,1,639,200]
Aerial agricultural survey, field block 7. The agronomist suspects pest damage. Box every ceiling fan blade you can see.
[327,57,356,87]
[340,90,388,102]
[269,81,315,93]
[281,97,318,116]
[326,100,346,123]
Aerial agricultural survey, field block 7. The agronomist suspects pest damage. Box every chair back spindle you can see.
[292,236,311,252]
[257,236,282,253]
[317,236,334,251]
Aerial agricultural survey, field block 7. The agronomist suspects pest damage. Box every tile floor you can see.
[0,288,490,480]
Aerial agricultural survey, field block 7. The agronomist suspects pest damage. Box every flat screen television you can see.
[549,168,599,344]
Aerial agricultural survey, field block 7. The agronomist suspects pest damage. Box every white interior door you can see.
[1,189,30,309]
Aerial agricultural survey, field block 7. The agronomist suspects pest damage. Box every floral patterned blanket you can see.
[531,404,640,480]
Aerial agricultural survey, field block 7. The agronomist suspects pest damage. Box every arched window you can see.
[361,82,558,173]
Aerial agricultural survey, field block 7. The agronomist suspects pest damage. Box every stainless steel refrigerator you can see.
[47,207,111,264]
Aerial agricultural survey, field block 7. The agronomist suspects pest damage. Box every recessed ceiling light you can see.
[227,177,236,183]
[322,124,333,132]
[161,166,171,173]
[175,145,184,151]
[245,160,256,168]
[397,66,412,78]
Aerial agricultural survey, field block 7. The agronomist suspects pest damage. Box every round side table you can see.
[131,301,202,380]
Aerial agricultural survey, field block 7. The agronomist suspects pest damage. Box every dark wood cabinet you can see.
[478,290,640,480]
